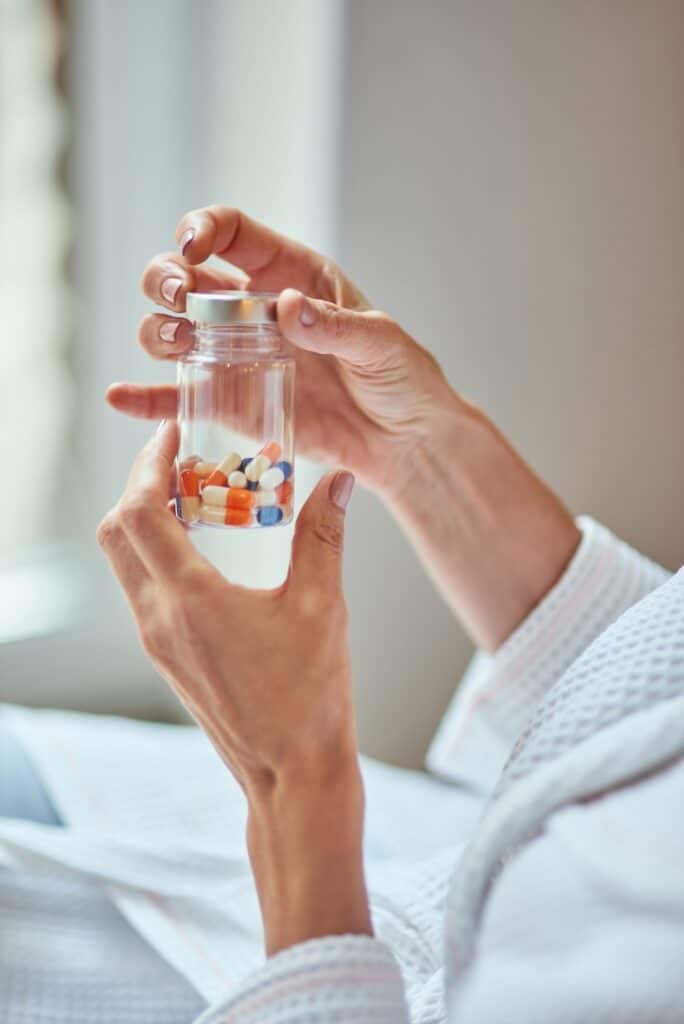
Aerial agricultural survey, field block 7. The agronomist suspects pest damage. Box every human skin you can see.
[102,206,581,954]
[97,426,371,954]
[109,205,580,649]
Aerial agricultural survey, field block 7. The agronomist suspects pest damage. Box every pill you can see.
[259,441,282,463]
[204,452,242,488]
[258,466,285,491]
[275,460,293,480]
[246,480,258,490]
[179,469,200,497]
[257,506,283,526]
[179,455,201,472]
[276,480,293,505]
[202,486,256,510]
[245,455,271,482]
[228,470,247,488]
[255,489,277,507]
[280,502,293,520]
[180,496,201,522]
[194,461,218,478]
[199,504,252,527]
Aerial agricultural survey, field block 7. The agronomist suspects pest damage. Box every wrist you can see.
[383,391,581,648]
[246,759,371,956]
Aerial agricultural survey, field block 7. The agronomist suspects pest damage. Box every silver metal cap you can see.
[186,291,278,325]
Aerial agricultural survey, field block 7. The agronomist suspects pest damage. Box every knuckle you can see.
[139,621,164,659]
[96,511,120,550]
[118,497,153,534]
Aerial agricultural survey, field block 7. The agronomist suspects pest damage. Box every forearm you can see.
[246,758,371,956]
[388,392,581,650]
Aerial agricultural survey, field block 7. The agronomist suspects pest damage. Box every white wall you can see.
[338,0,684,766]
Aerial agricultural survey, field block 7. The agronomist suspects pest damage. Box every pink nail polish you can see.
[161,277,182,304]
[299,296,316,327]
[159,321,179,343]
[179,228,195,256]
[329,471,355,510]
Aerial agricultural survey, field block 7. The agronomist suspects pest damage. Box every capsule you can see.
[245,455,271,482]
[202,485,256,510]
[204,452,242,488]
[200,504,252,527]
[275,460,293,480]
[259,441,282,463]
[258,466,285,491]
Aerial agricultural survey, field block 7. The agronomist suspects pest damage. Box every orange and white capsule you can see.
[200,504,253,527]
[202,485,256,510]
[204,452,242,488]
[179,468,201,522]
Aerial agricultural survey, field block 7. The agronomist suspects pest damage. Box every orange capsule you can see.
[225,507,252,526]
[276,480,293,505]
[227,488,256,510]
[204,452,241,488]
[259,440,282,463]
[179,469,200,497]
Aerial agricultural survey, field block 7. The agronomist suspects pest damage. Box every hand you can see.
[97,421,371,953]
[107,205,456,498]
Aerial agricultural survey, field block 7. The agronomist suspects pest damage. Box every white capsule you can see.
[255,489,277,507]
[193,461,217,478]
[245,454,270,482]
[258,466,285,491]
[201,485,230,507]
[228,470,247,488]
[180,496,200,522]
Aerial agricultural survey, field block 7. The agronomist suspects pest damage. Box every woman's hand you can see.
[107,205,455,498]
[108,205,580,649]
[97,421,371,954]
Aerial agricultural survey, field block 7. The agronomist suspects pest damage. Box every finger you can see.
[138,313,194,360]
[174,206,324,294]
[96,508,152,616]
[118,421,202,583]
[106,383,179,420]
[276,290,400,368]
[289,471,354,598]
[140,252,245,313]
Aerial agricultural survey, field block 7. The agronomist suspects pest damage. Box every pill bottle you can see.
[176,292,295,529]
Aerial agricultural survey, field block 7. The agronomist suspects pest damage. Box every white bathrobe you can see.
[1,517,682,1023]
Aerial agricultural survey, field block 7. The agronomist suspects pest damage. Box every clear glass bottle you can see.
[176,292,295,529]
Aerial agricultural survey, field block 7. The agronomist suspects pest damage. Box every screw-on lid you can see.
[186,291,278,324]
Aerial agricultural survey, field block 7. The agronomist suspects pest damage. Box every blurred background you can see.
[1,0,682,768]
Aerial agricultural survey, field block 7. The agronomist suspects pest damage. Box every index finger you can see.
[117,421,202,583]
[175,206,326,296]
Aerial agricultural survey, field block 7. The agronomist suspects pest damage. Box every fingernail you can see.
[299,296,316,327]
[329,471,355,510]
[161,277,183,304]
[179,228,195,255]
[159,321,179,344]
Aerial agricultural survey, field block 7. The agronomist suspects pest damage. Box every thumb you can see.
[289,470,355,596]
[277,289,397,367]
